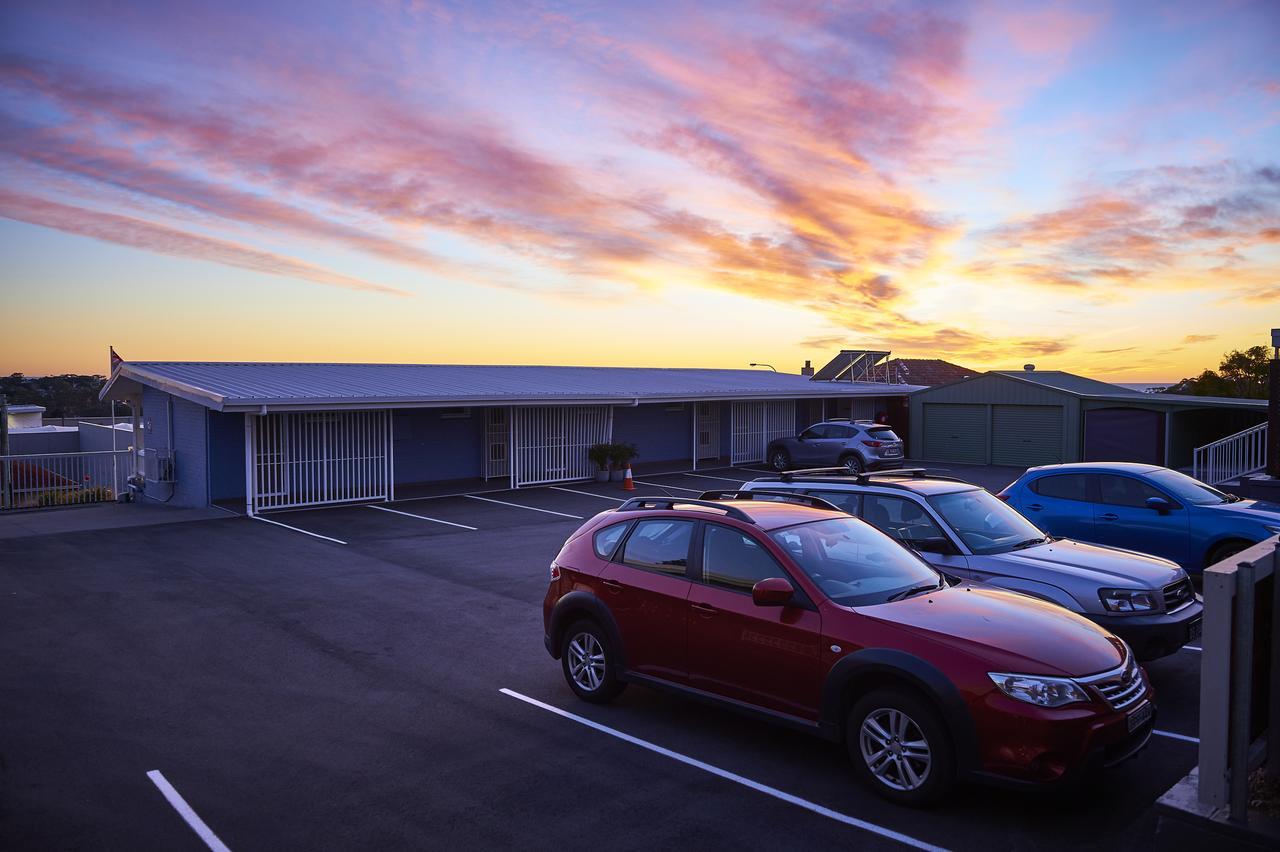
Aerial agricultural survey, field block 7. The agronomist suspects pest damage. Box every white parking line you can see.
[251,515,347,545]
[1182,645,1202,652]
[549,486,625,502]
[679,472,750,484]
[146,770,232,852]
[466,495,584,519]
[632,480,704,493]
[369,504,477,530]
[499,688,944,851]
[1154,729,1199,744]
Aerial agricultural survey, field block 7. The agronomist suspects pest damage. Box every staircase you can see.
[1193,422,1268,486]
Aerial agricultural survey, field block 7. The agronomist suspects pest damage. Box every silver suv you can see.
[766,419,903,473]
[737,468,1203,661]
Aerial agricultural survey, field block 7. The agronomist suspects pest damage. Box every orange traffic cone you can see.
[622,464,636,491]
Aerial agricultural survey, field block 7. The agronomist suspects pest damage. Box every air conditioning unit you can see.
[144,448,176,484]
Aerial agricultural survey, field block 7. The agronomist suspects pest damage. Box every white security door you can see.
[512,406,611,487]
[484,407,511,480]
[730,401,795,464]
[248,410,392,513]
[696,403,721,460]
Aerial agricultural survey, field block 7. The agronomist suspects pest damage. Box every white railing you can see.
[1193,422,1267,486]
[0,450,131,510]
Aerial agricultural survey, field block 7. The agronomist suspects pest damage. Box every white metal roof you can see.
[101,361,924,412]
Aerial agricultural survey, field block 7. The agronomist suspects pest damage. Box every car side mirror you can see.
[752,577,795,607]
[1146,497,1172,515]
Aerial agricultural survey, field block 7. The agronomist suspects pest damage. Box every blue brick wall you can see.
[207,411,245,500]
[613,403,694,465]
[141,387,209,507]
[392,408,485,484]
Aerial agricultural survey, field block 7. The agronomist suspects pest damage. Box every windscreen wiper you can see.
[1011,536,1049,550]
[886,581,942,602]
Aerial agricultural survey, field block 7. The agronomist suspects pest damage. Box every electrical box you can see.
[143,448,176,484]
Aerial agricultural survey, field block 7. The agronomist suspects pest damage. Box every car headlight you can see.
[1099,588,1158,613]
[988,673,1090,707]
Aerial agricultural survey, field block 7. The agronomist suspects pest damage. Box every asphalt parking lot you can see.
[0,466,1204,851]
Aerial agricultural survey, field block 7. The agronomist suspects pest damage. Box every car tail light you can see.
[862,440,883,448]
[549,562,562,581]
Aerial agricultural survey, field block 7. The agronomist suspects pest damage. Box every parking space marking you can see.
[466,495,584,519]
[251,515,347,545]
[1153,729,1199,744]
[146,770,232,852]
[369,504,478,530]
[549,486,625,502]
[631,480,704,493]
[499,688,944,852]
[1183,645,1202,652]
[679,472,750,484]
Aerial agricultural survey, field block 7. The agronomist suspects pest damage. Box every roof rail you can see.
[859,469,971,485]
[698,489,841,512]
[778,467,851,481]
[762,467,974,487]
[617,496,753,523]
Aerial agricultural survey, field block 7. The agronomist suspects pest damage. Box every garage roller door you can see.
[922,404,988,464]
[991,405,1063,467]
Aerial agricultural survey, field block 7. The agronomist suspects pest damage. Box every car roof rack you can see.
[617,496,753,523]
[698,489,841,512]
[763,467,973,487]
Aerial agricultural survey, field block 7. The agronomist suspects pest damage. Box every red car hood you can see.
[857,585,1124,678]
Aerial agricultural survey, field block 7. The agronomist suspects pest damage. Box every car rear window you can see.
[593,521,630,559]
[1032,473,1090,502]
[865,426,899,441]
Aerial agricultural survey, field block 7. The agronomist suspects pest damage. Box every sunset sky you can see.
[2,0,1277,380]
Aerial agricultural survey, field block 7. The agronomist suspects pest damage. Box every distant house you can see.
[885,359,978,387]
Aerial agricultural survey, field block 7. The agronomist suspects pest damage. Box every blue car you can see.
[999,463,1280,575]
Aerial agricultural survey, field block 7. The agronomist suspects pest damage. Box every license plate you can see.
[1127,701,1154,733]
[1187,617,1203,644]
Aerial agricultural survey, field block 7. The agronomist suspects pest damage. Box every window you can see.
[806,489,861,514]
[828,425,857,439]
[861,494,949,547]
[439,407,471,419]
[770,518,939,606]
[701,525,786,593]
[1032,474,1090,502]
[928,489,1045,555]
[800,425,829,440]
[620,520,694,576]
[864,426,900,442]
[593,522,630,560]
[1098,474,1172,509]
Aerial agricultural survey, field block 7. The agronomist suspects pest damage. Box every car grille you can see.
[1080,652,1148,711]
[1163,578,1194,613]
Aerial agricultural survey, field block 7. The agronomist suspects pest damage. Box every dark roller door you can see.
[991,405,1063,467]
[923,404,988,464]
[1084,408,1164,465]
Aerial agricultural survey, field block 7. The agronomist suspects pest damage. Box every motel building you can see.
[100,355,919,514]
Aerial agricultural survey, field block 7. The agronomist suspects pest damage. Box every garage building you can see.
[100,361,919,513]
[908,368,1266,469]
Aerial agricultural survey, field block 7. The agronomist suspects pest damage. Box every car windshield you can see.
[769,517,940,607]
[927,488,1048,555]
[1145,468,1235,505]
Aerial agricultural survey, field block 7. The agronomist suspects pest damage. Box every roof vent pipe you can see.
[1023,364,1036,372]
[801,359,815,377]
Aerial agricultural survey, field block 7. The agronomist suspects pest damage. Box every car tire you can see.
[1206,539,1252,570]
[769,449,791,471]
[847,688,954,807]
[840,453,864,474]
[560,619,626,704]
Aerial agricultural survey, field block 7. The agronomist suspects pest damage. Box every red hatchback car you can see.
[542,492,1156,805]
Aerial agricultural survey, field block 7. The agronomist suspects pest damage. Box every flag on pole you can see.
[110,346,123,374]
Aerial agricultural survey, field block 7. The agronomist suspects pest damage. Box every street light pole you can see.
[749,363,777,372]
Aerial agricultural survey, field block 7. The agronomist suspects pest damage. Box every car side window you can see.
[829,425,856,439]
[805,489,861,514]
[620,519,694,576]
[701,524,787,593]
[593,521,630,560]
[1098,475,1172,509]
[800,425,829,440]
[1032,474,1090,502]
[861,494,948,546]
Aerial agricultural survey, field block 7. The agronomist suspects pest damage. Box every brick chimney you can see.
[801,359,815,377]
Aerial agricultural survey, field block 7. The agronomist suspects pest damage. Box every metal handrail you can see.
[1192,422,1268,486]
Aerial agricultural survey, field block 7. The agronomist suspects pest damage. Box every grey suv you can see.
[766,419,903,473]
[738,468,1203,661]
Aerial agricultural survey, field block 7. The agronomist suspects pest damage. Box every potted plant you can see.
[608,442,638,482]
[588,443,612,482]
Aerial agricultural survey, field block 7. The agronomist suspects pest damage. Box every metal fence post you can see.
[1229,559,1256,823]
[1270,540,1280,783]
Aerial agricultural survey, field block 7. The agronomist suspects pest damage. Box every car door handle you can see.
[601,579,623,593]
[1026,503,1043,511]
[691,602,717,618]
[1100,513,1119,521]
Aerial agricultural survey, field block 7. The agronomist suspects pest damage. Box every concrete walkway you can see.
[0,501,231,540]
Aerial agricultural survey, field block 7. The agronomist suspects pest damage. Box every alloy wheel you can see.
[771,452,788,471]
[567,632,606,692]
[859,707,932,791]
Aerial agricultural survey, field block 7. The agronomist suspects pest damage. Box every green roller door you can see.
[923,404,988,464]
[991,405,1063,467]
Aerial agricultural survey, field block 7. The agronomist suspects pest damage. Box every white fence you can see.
[730,401,795,464]
[1193,422,1267,486]
[0,450,131,510]
[248,411,393,513]
[511,406,611,487]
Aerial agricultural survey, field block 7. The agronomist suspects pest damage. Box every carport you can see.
[101,360,918,513]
